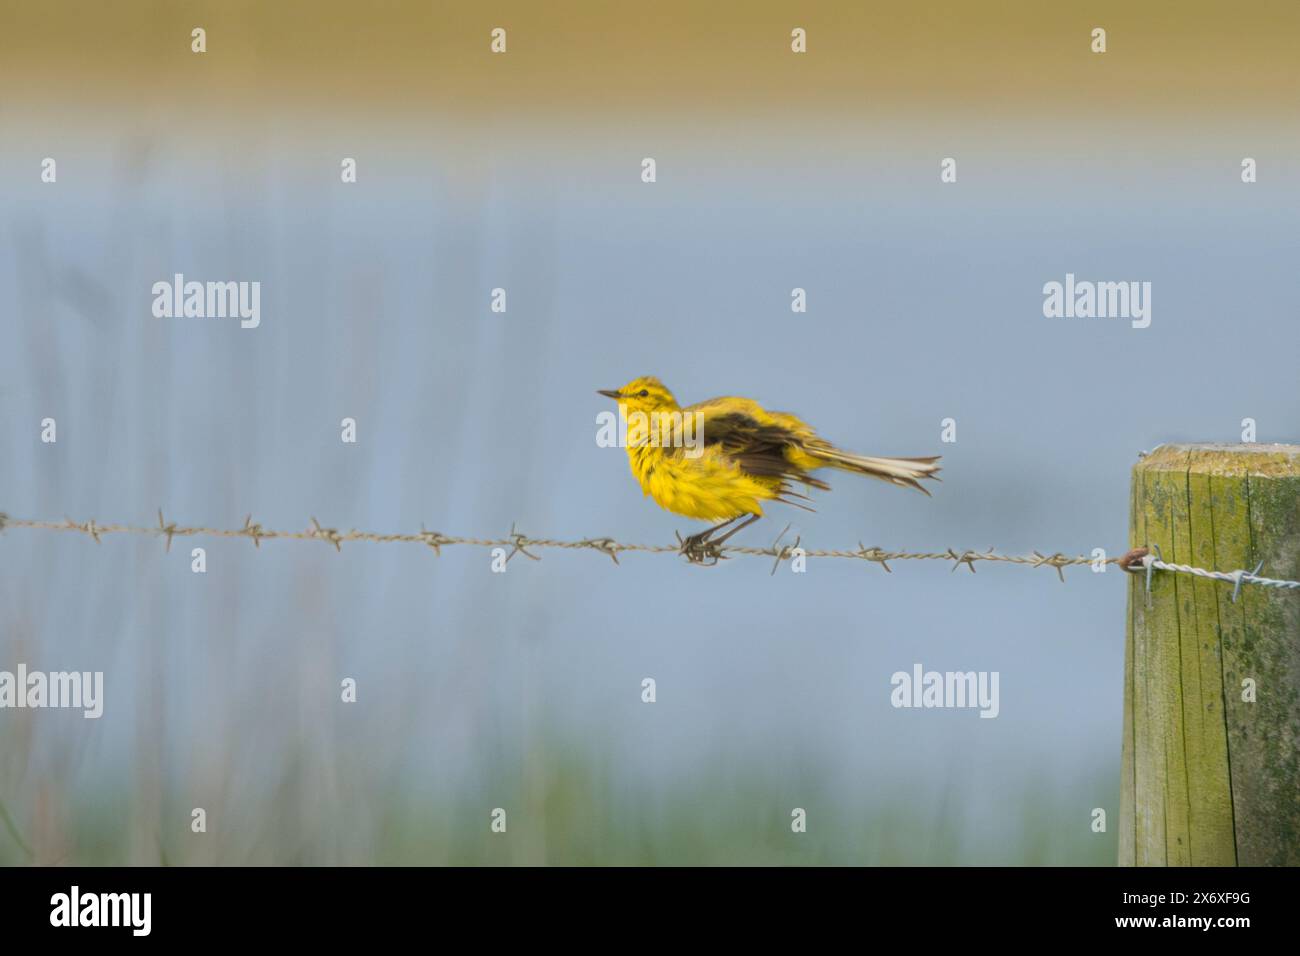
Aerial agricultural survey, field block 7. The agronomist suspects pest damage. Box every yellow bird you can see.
[598,376,940,558]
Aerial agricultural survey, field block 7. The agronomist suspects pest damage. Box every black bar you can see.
[0,865,1283,940]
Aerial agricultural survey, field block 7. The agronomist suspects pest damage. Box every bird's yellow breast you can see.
[627,444,778,521]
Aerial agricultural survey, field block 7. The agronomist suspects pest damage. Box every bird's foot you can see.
[676,514,761,565]
[676,529,727,566]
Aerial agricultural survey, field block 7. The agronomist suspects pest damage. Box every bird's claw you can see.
[676,529,727,566]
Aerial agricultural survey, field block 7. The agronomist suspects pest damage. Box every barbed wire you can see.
[1129,544,1300,603]
[3,510,1297,600]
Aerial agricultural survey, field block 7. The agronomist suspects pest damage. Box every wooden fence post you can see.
[1120,443,1300,866]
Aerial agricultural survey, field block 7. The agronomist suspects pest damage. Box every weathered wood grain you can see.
[1121,443,1299,866]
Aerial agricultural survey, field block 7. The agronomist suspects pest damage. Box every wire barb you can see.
[1141,545,1161,608]
[242,514,266,549]
[1029,551,1072,583]
[948,548,980,574]
[505,523,541,563]
[308,517,344,552]
[856,543,892,572]
[157,509,178,553]
[61,516,102,543]
[768,524,800,576]
[578,537,622,565]
[419,525,451,556]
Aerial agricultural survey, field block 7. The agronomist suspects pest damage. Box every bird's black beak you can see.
[597,389,622,399]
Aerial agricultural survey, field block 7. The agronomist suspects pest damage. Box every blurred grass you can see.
[0,744,1117,866]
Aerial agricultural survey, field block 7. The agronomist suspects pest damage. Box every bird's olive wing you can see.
[699,412,830,491]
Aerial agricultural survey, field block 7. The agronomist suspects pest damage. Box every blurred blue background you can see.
[1,118,1298,863]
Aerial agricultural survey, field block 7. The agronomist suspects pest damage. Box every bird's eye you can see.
[639,389,650,397]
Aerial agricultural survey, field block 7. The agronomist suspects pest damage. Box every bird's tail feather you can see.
[807,443,942,495]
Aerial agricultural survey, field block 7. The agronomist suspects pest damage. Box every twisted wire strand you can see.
[1129,545,1300,604]
[3,511,1297,598]
[1148,559,1300,592]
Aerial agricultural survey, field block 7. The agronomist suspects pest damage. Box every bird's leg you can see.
[677,514,758,565]
[705,513,761,548]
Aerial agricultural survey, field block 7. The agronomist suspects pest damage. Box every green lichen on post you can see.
[1117,475,1138,866]
[1236,457,1300,864]
[1121,444,1300,866]
[1183,452,1236,864]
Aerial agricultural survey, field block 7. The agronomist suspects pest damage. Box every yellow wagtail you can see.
[598,376,940,559]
